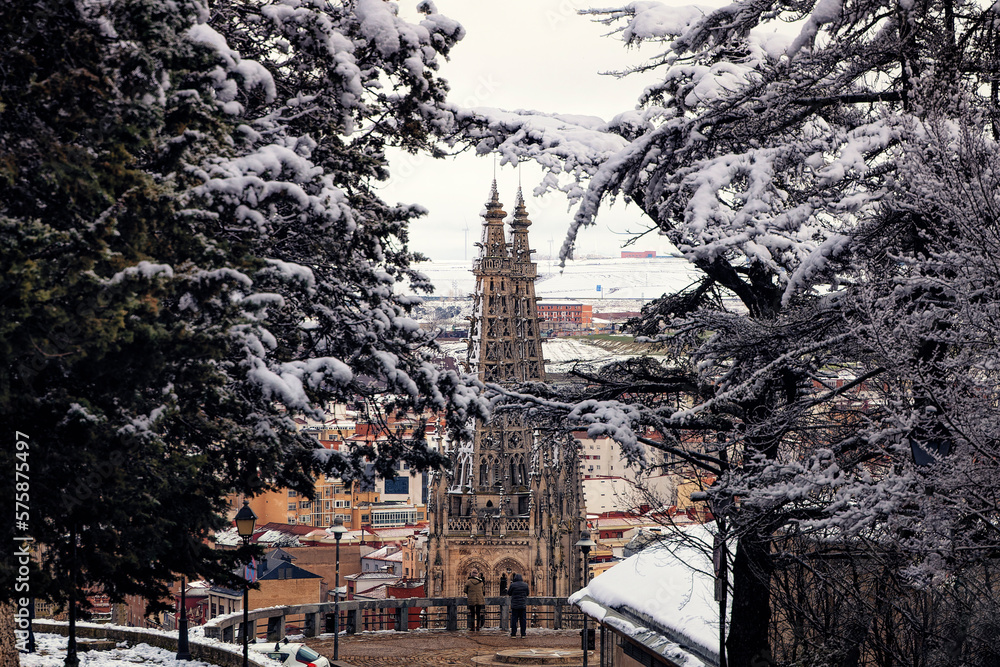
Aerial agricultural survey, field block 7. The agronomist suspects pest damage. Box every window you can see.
[384,476,409,495]
[288,503,296,510]
[296,648,321,663]
[288,490,297,497]
[370,509,419,527]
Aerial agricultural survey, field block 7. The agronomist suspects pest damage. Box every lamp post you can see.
[575,530,597,667]
[176,576,191,660]
[329,517,348,661]
[65,524,79,667]
[234,501,257,667]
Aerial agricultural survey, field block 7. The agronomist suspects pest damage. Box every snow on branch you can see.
[186,22,277,115]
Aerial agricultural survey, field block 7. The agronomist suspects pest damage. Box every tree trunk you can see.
[726,531,773,667]
[0,601,17,667]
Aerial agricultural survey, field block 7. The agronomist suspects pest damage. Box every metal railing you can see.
[202,597,585,643]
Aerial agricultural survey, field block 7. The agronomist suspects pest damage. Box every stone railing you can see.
[507,517,529,532]
[202,597,584,643]
[33,619,270,667]
[446,516,470,532]
[445,516,531,536]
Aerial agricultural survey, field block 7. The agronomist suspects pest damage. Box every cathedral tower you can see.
[427,182,585,601]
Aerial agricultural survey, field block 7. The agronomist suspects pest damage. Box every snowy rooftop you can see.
[370,527,421,539]
[570,523,729,667]
[213,526,302,548]
[364,545,404,561]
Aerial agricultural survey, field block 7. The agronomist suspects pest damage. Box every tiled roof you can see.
[260,522,316,536]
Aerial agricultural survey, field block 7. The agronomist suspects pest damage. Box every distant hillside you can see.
[437,336,669,376]
[408,256,702,301]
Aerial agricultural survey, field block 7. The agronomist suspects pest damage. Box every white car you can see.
[250,641,330,667]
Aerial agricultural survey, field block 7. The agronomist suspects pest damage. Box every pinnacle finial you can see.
[512,186,531,227]
[485,179,506,221]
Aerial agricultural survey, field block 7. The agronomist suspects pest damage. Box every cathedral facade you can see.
[426,182,586,599]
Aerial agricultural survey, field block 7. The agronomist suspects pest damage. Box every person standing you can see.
[464,569,486,631]
[507,573,529,637]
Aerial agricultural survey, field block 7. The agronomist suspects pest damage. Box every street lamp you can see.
[65,524,79,667]
[329,517,348,661]
[575,530,597,667]
[234,501,257,667]
[176,576,191,660]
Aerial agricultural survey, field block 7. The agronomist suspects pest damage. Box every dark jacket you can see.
[507,573,529,609]
[464,575,486,606]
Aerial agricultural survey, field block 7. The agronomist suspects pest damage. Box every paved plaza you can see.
[307,628,598,666]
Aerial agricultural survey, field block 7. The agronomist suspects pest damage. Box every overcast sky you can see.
[378,0,683,263]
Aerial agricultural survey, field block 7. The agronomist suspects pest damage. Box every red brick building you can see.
[537,300,594,332]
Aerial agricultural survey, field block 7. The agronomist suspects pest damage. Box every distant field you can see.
[574,333,635,342]
[410,256,702,301]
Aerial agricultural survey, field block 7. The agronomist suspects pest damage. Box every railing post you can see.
[446,600,458,631]
[500,597,510,633]
[240,619,255,645]
[304,612,321,638]
[347,608,358,635]
[554,601,563,630]
[266,615,285,641]
[395,604,406,631]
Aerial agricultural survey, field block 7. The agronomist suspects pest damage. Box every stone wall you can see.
[32,620,269,667]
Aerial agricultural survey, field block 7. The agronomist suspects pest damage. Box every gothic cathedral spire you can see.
[426,182,585,603]
[468,182,546,384]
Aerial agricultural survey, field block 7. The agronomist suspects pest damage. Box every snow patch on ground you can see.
[22,633,218,667]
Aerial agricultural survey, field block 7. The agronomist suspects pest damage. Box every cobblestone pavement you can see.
[307,628,597,666]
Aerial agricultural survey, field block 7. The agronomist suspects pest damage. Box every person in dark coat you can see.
[507,573,530,637]
[464,569,486,631]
